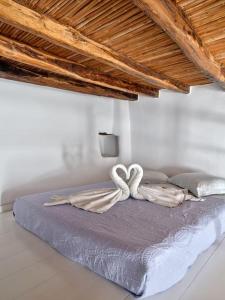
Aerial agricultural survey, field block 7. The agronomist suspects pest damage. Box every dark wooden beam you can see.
[0,60,138,100]
[133,0,225,88]
[0,0,189,93]
[0,34,158,97]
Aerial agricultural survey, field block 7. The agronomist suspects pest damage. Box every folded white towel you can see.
[128,164,203,207]
[44,164,130,213]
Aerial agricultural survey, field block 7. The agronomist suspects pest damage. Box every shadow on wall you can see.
[130,85,225,177]
[1,165,112,212]
[1,136,118,211]
[112,99,131,164]
[0,92,120,211]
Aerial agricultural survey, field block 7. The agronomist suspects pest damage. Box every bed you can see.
[13,181,225,298]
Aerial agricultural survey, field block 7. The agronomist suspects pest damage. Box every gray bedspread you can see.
[13,181,225,298]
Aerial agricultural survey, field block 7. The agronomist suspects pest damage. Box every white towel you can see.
[44,164,130,213]
[139,183,203,207]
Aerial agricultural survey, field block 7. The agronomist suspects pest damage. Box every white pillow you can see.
[169,172,225,197]
[141,169,168,184]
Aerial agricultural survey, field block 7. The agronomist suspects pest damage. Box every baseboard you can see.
[0,202,13,213]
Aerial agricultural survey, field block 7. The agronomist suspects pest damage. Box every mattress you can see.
[13,181,225,298]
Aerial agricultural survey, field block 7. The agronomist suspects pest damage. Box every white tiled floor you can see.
[0,212,225,300]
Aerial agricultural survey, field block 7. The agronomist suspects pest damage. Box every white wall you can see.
[2,80,224,212]
[130,84,225,177]
[0,79,131,212]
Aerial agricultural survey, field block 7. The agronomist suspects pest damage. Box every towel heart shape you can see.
[112,163,144,184]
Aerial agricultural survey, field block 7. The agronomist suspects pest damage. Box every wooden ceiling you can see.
[0,0,224,100]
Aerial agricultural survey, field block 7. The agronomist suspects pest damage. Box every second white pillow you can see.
[169,172,225,197]
[142,169,168,184]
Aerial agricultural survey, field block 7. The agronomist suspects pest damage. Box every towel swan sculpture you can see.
[45,163,202,213]
[44,164,130,213]
[128,164,202,207]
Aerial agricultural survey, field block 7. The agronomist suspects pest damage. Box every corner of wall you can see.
[112,100,132,165]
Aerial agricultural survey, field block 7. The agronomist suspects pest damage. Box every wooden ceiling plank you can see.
[0,34,158,97]
[0,60,138,100]
[0,0,189,93]
[184,0,225,18]
[86,11,146,42]
[133,0,225,88]
[76,1,132,31]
